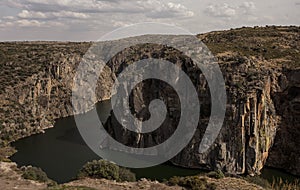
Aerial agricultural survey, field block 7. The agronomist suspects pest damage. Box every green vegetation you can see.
[21,166,54,184]
[206,170,225,179]
[22,166,49,182]
[168,175,217,190]
[118,167,136,182]
[0,146,16,162]
[198,26,300,68]
[78,159,136,182]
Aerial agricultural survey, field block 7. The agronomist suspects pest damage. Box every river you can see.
[10,100,298,184]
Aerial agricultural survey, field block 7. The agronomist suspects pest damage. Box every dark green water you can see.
[10,100,298,184]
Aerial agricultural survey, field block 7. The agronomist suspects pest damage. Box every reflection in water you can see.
[11,100,111,183]
[10,100,298,184]
[10,100,202,183]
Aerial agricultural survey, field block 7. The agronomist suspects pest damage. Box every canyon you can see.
[0,26,299,179]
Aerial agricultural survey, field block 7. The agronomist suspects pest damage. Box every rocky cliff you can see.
[0,42,114,145]
[0,26,299,176]
[266,69,300,175]
[103,43,279,175]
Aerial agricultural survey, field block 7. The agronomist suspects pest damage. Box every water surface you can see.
[10,100,298,184]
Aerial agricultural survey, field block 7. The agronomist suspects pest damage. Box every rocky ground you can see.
[0,162,47,190]
[0,161,264,190]
[65,177,264,190]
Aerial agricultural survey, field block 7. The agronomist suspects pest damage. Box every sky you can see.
[0,0,299,41]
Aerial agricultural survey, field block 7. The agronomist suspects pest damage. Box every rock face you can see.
[103,45,278,175]
[0,26,299,176]
[0,42,114,145]
[266,69,300,175]
[172,57,279,175]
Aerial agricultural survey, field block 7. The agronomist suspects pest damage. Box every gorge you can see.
[0,26,299,188]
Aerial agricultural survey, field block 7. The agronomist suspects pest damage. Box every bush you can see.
[21,166,49,183]
[168,176,216,190]
[78,159,136,182]
[207,170,225,179]
[118,167,136,182]
[78,160,119,180]
[0,146,16,161]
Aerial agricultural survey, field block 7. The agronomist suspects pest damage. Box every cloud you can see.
[18,10,90,19]
[239,2,256,14]
[1,0,297,41]
[205,3,236,18]
[2,0,117,14]
[3,0,194,18]
[140,1,194,19]
[3,16,15,20]
[17,19,43,27]
[52,11,90,19]
[0,14,65,28]
[0,0,194,33]
[18,10,47,19]
[0,19,42,28]
[205,2,256,18]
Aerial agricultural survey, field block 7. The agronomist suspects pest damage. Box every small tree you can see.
[118,167,136,182]
[22,166,49,182]
[78,160,119,180]
[78,159,136,182]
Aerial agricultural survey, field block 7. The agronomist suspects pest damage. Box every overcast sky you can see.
[0,0,299,41]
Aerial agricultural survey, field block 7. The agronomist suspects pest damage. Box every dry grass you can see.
[271,178,300,190]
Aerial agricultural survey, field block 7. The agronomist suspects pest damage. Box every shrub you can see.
[0,146,16,161]
[168,176,216,190]
[207,170,225,179]
[118,167,136,182]
[21,166,49,183]
[78,160,119,180]
[78,159,136,182]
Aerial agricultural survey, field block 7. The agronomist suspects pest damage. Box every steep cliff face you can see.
[0,44,85,144]
[0,42,113,145]
[0,26,299,176]
[171,55,279,175]
[199,26,300,175]
[103,48,278,175]
[266,69,300,175]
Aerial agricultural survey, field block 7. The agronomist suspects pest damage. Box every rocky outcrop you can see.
[0,26,299,176]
